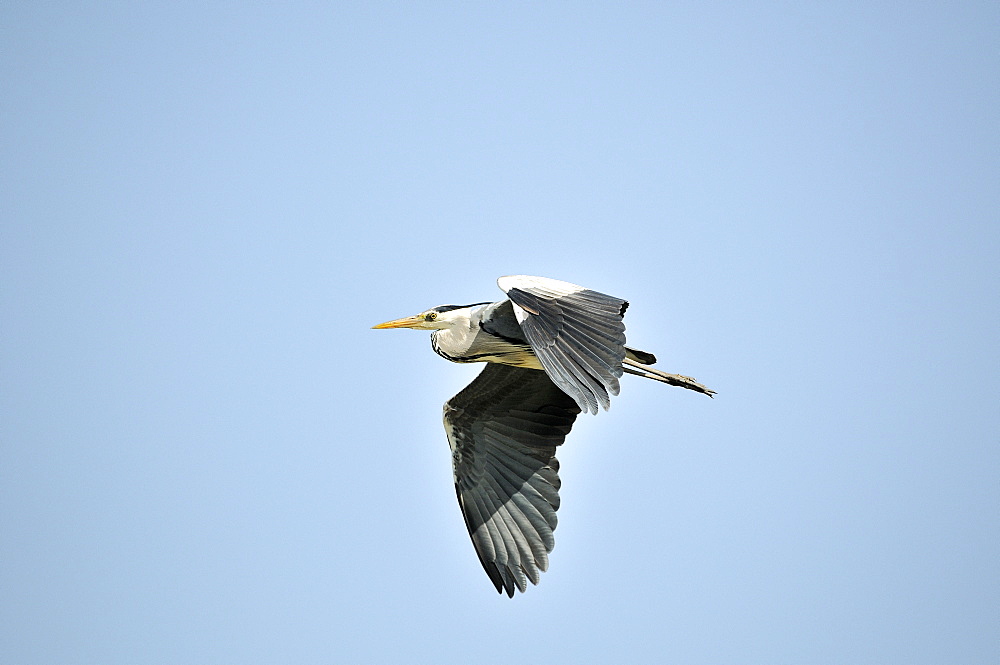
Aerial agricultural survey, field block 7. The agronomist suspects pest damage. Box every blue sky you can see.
[2,3,997,663]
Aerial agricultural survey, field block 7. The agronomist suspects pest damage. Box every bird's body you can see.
[429,301,543,370]
[373,275,714,596]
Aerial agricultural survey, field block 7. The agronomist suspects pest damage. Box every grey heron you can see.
[373,275,714,596]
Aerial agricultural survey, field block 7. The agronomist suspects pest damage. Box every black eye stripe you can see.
[432,302,491,314]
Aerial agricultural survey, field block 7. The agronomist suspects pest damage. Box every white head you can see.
[371,304,482,331]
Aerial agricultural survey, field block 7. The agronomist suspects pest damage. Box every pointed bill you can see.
[371,314,426,329]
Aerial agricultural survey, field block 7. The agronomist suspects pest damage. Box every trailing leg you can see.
[622,357,716,397]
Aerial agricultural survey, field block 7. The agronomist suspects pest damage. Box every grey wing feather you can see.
[444,363,580,597]
[498,275,628,414]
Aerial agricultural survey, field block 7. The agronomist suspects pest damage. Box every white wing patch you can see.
[498,275,587,299]
[510,301,531,324]
[500,275,588,325]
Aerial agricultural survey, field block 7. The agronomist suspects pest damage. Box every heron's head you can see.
[371,305,474,331]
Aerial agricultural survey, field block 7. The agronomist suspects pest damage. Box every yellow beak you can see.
[371,314,426,330]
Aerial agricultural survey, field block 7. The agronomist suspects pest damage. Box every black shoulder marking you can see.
[479,300,527,345]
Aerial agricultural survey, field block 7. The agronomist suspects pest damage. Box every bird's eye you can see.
[425,312,438,321]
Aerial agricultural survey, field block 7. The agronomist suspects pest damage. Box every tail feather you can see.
[624,346,657,365]
[622,357,715,397]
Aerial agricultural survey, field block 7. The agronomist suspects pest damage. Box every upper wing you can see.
[444,363,581,597]
[498,275,628,414]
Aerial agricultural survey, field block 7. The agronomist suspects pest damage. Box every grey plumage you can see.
[372,275,714,596]
[501,277,629,414]
[445,363,579,596]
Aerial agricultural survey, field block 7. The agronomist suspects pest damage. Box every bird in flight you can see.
[372,275,714,596]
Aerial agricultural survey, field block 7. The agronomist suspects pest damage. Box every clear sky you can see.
[2,3,997,663]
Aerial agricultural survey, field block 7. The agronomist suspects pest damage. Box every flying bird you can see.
[372,275,714,596]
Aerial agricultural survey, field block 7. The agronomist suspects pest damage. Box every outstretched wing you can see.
[444,363,581,597]
[498,275,628,414]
